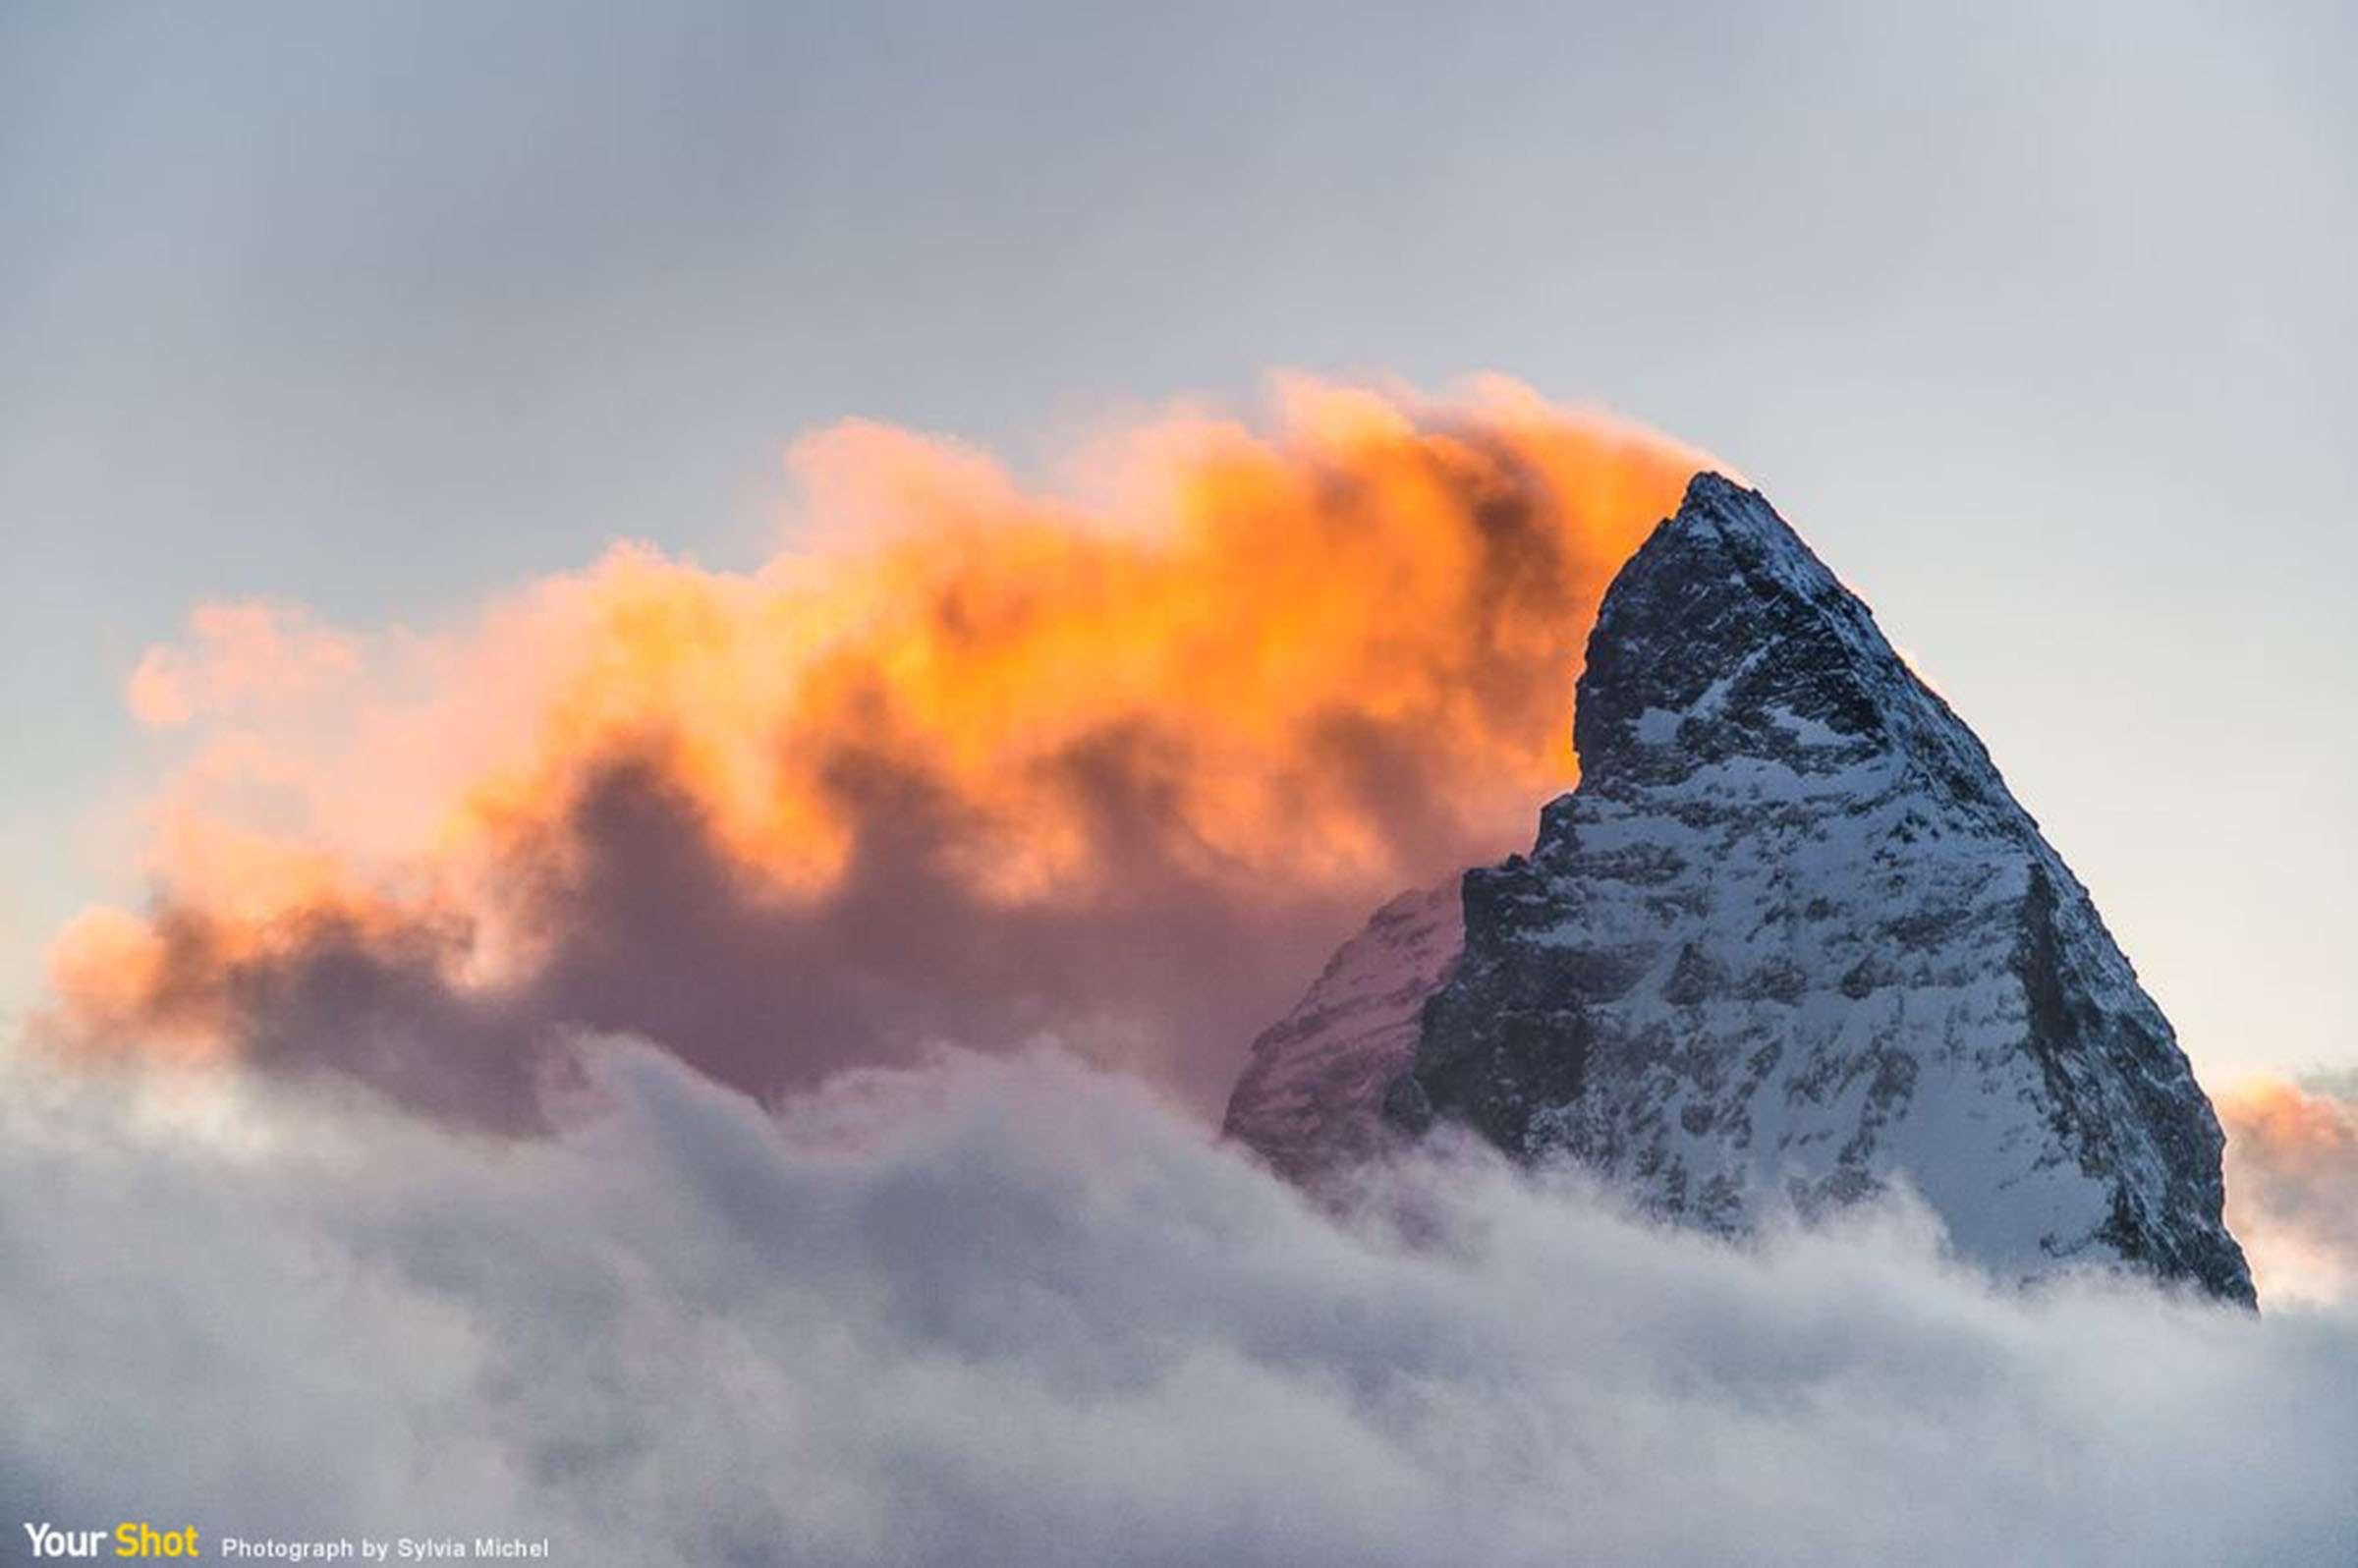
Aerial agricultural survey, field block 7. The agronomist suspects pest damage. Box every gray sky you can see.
[4,0,2352,1083]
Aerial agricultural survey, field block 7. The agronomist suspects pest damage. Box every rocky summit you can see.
[1227,472,2254,1304]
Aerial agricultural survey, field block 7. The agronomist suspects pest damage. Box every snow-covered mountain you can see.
[1226,473,2253,1304]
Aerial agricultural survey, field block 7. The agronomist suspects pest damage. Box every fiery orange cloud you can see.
[41,376,1715,1124]
[2218,1075,2358,1307]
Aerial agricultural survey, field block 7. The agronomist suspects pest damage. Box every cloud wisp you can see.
[2219,1074,2358,1307]
[2,1040,2353,1567]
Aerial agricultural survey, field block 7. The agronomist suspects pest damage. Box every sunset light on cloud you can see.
[2218,1076,2358,1306]
[42,379,1703,1116]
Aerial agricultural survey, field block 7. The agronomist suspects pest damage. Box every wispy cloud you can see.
[2220,1073,2358,1306]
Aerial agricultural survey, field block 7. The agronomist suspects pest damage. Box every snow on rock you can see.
[1221,882,1462,1186]
[1230,473,2254,1304]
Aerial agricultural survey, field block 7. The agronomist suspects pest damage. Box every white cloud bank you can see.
[2,1041,2353,1567]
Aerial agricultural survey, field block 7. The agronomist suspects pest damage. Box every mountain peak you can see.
[1227,473,2254,1304]
[1673,468,1790,535]
[1663,471,1831,585]
[1574,474,1999,814]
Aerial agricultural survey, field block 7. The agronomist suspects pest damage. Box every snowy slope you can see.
[1221,884,1462,1186]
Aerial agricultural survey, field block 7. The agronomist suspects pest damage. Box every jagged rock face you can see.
[1228,471,2252,1303]
[1222,884,1462,1187]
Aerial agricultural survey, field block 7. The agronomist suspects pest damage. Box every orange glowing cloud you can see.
[2218,1075,2358,1307]
[41,376,1715,1122]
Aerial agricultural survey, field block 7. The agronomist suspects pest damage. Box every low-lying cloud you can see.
[4,1040,2352,1567]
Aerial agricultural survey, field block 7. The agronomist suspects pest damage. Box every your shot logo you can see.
[23,1523,199,1558]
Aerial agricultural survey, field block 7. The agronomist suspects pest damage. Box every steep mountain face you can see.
[1222,884,1462,1186]
[1229,472,2253,1304]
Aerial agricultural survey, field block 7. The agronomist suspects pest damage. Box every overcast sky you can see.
[4,0,2352,1084]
